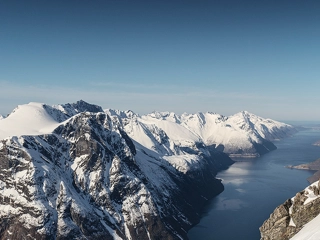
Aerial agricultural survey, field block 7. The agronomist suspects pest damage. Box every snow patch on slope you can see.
[290,213,320,240]
[111,109,295,158]
[0,102,60,140]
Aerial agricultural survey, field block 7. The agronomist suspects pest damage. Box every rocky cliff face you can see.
[260,180,320,240]
[0,102,230,240]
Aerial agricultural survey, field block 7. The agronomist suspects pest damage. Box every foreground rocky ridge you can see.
[260,180,320,240]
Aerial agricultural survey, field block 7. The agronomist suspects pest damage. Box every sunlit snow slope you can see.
[290,213,320,240]
[0,102,60,139]
[106,109,296,159]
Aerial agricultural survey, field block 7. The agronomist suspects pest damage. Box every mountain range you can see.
[0,100,296,239]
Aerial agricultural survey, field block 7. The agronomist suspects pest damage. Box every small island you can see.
[313,140,320,146]
[287,158,320,183]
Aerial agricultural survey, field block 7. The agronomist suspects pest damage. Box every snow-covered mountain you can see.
[260,181,320,240]
[0,100,295,239]
[0,101,103,140]
[0,101,231,239]
[106,109,296,159]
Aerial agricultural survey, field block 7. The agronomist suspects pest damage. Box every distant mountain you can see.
[106,109,296,159]
[0,100,103,140]
[0,101,296,239]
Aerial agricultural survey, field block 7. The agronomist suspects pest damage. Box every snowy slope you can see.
[0,102,60,139]
[0,100,104,140]
[108,109,296,159]
[290,213,320,240]
[230,111,296,141]
[106,109,235,173]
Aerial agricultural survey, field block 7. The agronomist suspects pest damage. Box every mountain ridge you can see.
[0,100,296,239]
[107,108,296,159]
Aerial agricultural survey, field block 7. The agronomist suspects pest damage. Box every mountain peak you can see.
[105,109,139,119]
[64,100,103,114]
[238,110,253,116]
[146,111,180,123]
[0,102,60,139]
[231,110,260,120]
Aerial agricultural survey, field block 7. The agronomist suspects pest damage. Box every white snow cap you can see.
[0,102,60,140]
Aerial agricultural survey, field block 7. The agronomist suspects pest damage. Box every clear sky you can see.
[1,0,320,121]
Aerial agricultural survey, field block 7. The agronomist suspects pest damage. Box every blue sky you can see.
[1,0,320,120]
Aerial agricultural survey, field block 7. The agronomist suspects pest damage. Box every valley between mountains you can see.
[0,100,296,239]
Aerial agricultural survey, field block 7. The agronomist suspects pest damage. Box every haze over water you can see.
[188,125,320,240]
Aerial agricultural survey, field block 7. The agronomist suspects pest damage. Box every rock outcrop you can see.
[260,180,320,240]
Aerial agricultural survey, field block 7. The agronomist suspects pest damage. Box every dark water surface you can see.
[188,126,320,240]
